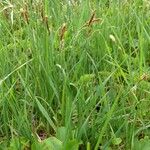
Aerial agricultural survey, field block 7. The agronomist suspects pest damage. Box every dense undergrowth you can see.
[0,0,150,149]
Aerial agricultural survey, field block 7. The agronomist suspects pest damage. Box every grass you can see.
[0,0,150,149]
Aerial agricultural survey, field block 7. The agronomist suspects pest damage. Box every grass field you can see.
[0,0,150,149]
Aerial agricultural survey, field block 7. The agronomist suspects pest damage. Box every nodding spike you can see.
[88,10,96,26]
[44,15,50,34]
[60,23,67,41]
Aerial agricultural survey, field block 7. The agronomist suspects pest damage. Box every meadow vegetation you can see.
[0,0,150,149]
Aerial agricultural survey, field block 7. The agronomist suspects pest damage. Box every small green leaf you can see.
[78,74,95,85]
[112,137,122,146]
[8,137,29,150]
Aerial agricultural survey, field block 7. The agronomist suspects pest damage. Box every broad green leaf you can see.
[56,126,67,142]
[31,137,62,150]
[64,139,81,150]
[42,137,62,150]
[133,138,150,150]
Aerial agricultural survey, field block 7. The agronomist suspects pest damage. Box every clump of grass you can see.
[0,0,150,149]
